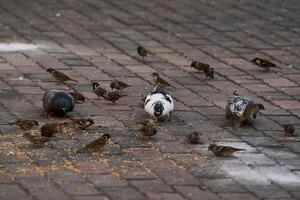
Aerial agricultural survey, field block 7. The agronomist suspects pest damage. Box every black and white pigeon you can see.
[225,91,264,128]
[43,90,75,117]
[144,84,174,122]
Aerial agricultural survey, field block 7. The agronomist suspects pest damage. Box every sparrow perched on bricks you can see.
[282,125,295,137]
[187,131,201,144]
[144,85,174,122]
[103,91,125,104]
[23,132,50,146]
[225,91,264,128]
[70,117,94,129]
[110,80,132,91]
[9,119,39,130]
[69,91,86,103]
[46,68,78,82]
[92,82,107,97]
[137,46,148,59]
[43,90,75,117]
[204,67,214,79]
[251,58,278,70]
[208,144,244,156]
[152,73,174,88]
[77,134,111,153]
[191,61,210,72]
[40,122,68,137]
[137,120,157,138]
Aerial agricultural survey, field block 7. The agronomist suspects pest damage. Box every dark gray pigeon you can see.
[43,90,75,117]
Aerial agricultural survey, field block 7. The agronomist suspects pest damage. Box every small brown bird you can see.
[70,117,94,129]
[40,122,67,137]
[92,82,107,97]
[139,122,157,138]
[191,61,210,72]
[137,46,148,58]
[9,119,39,130]
[205,67,214,79]
[187,131,201,144]
[282,125,295,137]
[77,134,111,152]
[102,91,125,104]
[152,72,174,88]
[69,91,86,103]
[251,58,278,70]
[235,103,265,128]
[23,132,50,146]
[208,144,244,156]
[46,68,78,82]
[110,80,132,91]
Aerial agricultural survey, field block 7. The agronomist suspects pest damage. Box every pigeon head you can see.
[153,102,164,117]
[110,81,117,90]
[46,68,54,73]
[92,82,100,89]
[57,98,71,114]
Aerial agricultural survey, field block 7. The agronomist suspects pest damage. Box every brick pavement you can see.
[0,0,300,199]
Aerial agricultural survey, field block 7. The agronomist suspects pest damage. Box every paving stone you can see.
[174,186,219,200]
[0,184,32,200]
[146,192,185,200]
[202,178,246,193]
[130,180,173,193]
[218,193,258,200]
[101,187,145,200]
[60,182,100,195]
[19,179,72,200]
[0,0,300,198]
[87,174,128,187]
[246,184,292,199]
[71,195,109,200]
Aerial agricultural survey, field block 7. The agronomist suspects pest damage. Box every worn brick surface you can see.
[0,0,300,199]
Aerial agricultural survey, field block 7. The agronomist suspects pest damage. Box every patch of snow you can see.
[222,163,300,186]
[0,42,38,52]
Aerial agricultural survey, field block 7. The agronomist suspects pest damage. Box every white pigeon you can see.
[144,85,174,121]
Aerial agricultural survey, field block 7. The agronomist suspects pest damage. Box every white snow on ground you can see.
[222,164,300,186]
[0,43,38,52]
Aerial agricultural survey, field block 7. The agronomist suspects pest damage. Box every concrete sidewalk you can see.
[0,0,300,199]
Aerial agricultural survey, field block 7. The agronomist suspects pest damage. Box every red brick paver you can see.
[0,0,300,200]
